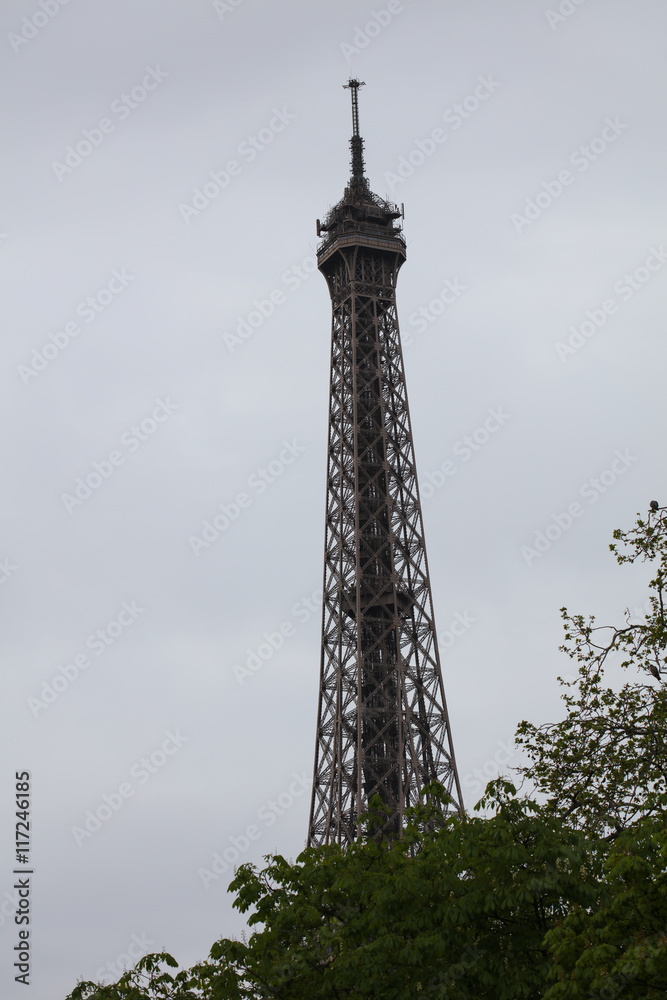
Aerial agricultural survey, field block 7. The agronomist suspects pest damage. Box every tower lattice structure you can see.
[308,80,462,846]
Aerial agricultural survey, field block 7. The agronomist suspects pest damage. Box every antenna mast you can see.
[343,78,366,183]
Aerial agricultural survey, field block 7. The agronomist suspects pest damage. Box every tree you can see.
[207,789,605,1000]
[67,952,196,1000]
[69,790,598,1000]
[543,816,667,999]
[66,509,667,1000]
[517,506,667,998]
[516,505,667,838]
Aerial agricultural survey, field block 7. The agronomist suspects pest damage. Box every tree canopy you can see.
[67,509,667,1000]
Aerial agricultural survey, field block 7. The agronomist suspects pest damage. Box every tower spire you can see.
[343,78,366,184]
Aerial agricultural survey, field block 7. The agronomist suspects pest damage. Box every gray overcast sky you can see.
[1,0,666,995]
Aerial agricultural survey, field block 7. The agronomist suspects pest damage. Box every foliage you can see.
[67,510,667,1000]
[543,814,667,999]
[68,952,195,1000]
[70,788,600,1000]
[516,507,667,838]
[203,786,599,1000]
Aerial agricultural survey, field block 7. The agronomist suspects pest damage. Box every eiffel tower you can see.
[308,80,463,845]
